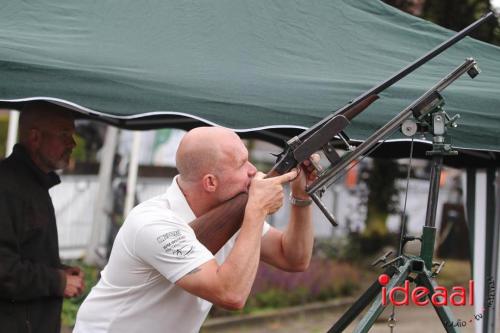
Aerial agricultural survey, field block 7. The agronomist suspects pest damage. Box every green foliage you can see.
[359,158,400,246]
[61,262,101,327]
[365,159,400,215]
[0,114,8,158]
[422,0,500,46]
[249,288,307,309]
[210,259,362,318]
[71,134,87,162]
[329,231,399,260]
[384,0,500,46]
[61,258,363,324]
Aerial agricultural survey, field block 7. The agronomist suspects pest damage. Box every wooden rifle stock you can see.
[339,94,379,121]
[189,170,282,254]
[189,193,248,254]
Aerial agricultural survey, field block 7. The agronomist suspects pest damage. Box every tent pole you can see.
[473,170,487,333]
[496,171,500,333]
[483,168,499,333]
[466,168,476,276]
[6,110,19,157]
[84,126,119,266]
[123,131,141,216]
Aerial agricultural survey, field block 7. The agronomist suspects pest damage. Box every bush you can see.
[61,258,363,323]
[210,258,361,317]
[0,114,8,158]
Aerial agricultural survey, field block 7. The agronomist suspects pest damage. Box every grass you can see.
[434,258,472,288]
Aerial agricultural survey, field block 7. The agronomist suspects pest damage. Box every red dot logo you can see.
[378,274,390,286]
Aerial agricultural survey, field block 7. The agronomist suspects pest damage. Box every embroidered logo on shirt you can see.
[156,230,181,244]
[156,230,193,258]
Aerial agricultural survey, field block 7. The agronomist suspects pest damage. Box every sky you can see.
[492,0,500,10]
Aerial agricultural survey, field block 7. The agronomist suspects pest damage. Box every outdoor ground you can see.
[202,303,476,333]
[62,303,476,333]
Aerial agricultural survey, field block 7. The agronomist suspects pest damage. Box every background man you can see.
[0,102,85,333]
[75,126,317,333]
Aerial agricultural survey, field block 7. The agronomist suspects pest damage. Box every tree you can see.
[384,0,500,45]
[362,158,400,239]
[423,0,500,45]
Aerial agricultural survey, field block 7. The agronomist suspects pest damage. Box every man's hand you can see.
[247,169,298,216]
[290,154,321,199]
[63,266,85,298]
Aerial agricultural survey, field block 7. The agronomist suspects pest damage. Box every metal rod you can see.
[307,59,477,194]
[424,156,443,228]
[328,266,399,333]
[417,270,461,332]
[310,192,338,226]
[483,167,499,333]
[352,260,413,333]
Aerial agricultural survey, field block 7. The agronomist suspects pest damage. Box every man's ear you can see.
[201,174,218,193]
[27,128,41,148]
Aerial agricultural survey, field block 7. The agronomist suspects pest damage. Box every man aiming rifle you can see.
[74,126,319,333]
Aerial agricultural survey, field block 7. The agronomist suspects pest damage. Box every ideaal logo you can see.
[378,274,474,306]
[378,274,497,329]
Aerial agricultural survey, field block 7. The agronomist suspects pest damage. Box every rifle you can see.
[190,12,495,254]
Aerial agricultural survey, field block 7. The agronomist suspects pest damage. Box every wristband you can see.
[289,193,312,207]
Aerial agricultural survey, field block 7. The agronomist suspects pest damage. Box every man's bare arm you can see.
[177,170,298,309]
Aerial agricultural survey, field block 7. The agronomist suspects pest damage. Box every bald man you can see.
[0,103,85,333]
[75,127,317,333]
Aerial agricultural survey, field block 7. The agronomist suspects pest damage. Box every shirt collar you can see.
[11,144,61,189]
[165,175,196,223]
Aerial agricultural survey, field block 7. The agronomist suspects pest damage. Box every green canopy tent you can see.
[0,0,499,331]
[0,0,499,163]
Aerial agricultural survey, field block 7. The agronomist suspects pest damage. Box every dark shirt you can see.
[0,144,65,333]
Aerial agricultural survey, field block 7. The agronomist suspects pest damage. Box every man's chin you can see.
[53,159,70,171]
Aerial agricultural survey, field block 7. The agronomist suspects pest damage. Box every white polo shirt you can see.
[74,176,269,333]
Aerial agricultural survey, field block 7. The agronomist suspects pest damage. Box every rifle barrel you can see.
[298,11,495,142]
[307,58,479,194]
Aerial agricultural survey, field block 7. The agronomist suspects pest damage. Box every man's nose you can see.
[248,162,257,176]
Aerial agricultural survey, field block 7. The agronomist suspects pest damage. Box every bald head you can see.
[19,102,75,145]
[176,127,257,214]
[17,102,76,173]
[176,127,243,182]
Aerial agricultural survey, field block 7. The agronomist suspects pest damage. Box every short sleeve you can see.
[134,221,214,283]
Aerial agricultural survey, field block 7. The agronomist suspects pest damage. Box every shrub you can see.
[210,258,361,317]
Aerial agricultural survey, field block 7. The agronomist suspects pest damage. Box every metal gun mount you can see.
[266,12,493,226]
[305,58,480,226]
[326,58,481,333]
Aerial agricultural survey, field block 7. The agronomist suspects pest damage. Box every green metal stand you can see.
[328,101,464,333]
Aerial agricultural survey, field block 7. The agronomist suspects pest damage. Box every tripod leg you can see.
[417,270,462,333]
[328,266,398,333]
[351,260,412,333]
